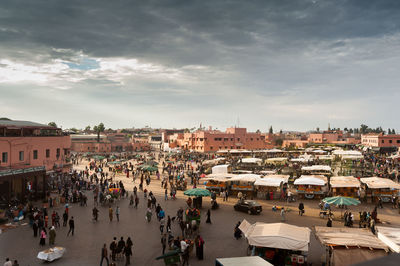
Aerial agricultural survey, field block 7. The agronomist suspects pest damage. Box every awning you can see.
[360,177,400,189]
[330,176,360,188]
[240,219,311,251]
[294,175,327,186]
[254,175,289,187]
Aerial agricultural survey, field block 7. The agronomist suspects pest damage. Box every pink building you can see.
[362,133,400,148]
[169,127,267,152]
[0,120,71,200]
[309,130,360,145]
[71,133,150,153]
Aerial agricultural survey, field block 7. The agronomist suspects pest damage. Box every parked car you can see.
[234,200,262,215]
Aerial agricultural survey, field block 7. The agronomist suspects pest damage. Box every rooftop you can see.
[0,119,56,129]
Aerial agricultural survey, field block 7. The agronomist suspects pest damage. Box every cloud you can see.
[1,0,400,131]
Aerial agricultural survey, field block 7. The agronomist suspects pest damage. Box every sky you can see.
[1,0,400,132]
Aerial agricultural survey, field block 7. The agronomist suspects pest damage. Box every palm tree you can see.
[94,123,105,142]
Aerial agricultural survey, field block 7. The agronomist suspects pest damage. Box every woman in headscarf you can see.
[39,228,47,246]
[195,235,205,260]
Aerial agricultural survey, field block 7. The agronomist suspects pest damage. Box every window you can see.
[230,138,234,141]
[210,146,213,150]
[56,148,60,158]
[389,140,393,144]
[19,151,24,161]
[397,140,400,143]
[33,150,38,160]
[46,149,50,158]
[250,138,253,141]
[382,140,385,143]
[224,138,228,141]
[1,152,8,163]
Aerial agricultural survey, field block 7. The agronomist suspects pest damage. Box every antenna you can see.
[236,116,240,128]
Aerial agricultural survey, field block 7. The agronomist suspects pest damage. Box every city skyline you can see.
[1,0,400,131]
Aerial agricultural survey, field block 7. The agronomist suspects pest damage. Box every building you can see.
[168,127,267,152]
[362,133,400,148]
[309,130,360,145]
[148,134,162,150]
[0,119,71,200]
[71,132,150,153]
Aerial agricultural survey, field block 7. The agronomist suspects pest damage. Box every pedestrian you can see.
[67,216,75,236]
[166,216,171,232]
[49,226,56,245]
[63,211,68,227]
[164,188,168,201]
[110,237,117,261]
[298,202,304,216]
[109,206,113,222]
[134,196,139,208]
[3,258,12,266]
[159,218,165,234]
[158,209,165,221]
[116,206,120,222]
[181,239,190,266]
[146,207,152,222]
[126,237,133,249]
[55,212,60,228]
[195,235,205,260]
[39,228,47,246]
[100,243,109,266]
[327,217,332,227]
[206,209,211,224]
[280,208,286,222]
[124,243,132,265]
[12,260,19,266]
[161,233,167,255]
[33,220,38,237]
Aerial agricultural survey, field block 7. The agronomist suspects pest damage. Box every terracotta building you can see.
[168,127,267,152]
[0,120,71,200]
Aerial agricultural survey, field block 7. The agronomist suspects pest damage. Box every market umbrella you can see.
[109,155,117,159]
[322,196,360,206]
[93,155,105,160]
[322,196,360,218]
[142,166,158,172]
[146,160,158,166]
[183,188,211,197]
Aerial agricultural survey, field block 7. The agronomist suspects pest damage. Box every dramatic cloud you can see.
[1,0,400,131]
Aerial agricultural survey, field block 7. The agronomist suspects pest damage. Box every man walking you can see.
[62,211,68,227]
[100,244,109,266]
[116,206,120,222]
[67,216,75,236]
[110,237,117,261]
[161,233,167,255]
[49,226,56,245]
[124,243,132,265]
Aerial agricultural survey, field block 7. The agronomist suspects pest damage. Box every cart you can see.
[155,250,181,265]
[37,247,65,262]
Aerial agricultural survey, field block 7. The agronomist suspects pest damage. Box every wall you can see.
[0,135,71,171]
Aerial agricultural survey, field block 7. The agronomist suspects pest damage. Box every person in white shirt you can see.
[180,240,188,252]
[4,258,12,266]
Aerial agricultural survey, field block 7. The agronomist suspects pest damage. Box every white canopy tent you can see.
[301,165,332,172]
[333,150,362,156]
[212,164,230,174]
[204,173,237,182]
[294,175,327,186]
[259,170,277,175]
[239,219,311,251]
[229,174,260,182]
[266,157,287,163]
[377,226,400,253]
[239,158,262,164]
[254,175,289,187]
[264,148,283,153]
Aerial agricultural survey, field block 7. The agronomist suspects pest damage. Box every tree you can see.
[256,129,261,134]
[392,129,396,134]
[388,128,392,135]
[70,128,78,133]
[316,127,320,132]
[84,125,91,132]
[48,122,57,128]
[269,126,273,134]
[184,128,190,133]
[94,123,105,142]
[360,124,369,134]
[275,139,283,146]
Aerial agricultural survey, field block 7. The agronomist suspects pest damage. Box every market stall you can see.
[216,256,273,266]
[254,175,289,200]
[229,174,259,198]
[239,219,310,265]
[294,175,328,199]
[315,226,389,266]
[360,177,400,203]
[329,176,361,197]
[204,173,236,192]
